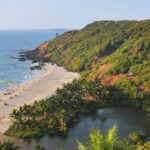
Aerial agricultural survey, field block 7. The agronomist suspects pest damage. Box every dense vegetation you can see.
[6,80,108,138]
[5,79,150,138]
[5,20,150,149]
[6,20,150,136]
[0,141,19,150]
[78,126,150,150]
[35,20,150,112]
[0,141,45,150]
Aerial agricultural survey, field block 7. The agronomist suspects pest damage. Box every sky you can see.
[0,0,150,29]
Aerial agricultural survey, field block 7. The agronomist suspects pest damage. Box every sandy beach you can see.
[0,63,79,134]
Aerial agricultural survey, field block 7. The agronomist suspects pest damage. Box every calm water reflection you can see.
[22,107,150,150]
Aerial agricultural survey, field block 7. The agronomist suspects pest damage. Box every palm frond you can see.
[105,126,117,150]
[90,128,104,150]
[77,142,87,150]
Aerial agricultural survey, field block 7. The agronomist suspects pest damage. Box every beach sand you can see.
[0,63,79,134]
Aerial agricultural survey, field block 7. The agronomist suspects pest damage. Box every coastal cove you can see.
[0,0,150,148]
[0,21,150,150]
[0,63,79,133]
[0,29,67,90]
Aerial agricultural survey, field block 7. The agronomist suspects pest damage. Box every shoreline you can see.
[0,63,79,134]
[0,63,50,103]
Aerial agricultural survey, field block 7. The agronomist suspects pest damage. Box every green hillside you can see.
[36,21,149,74]
[36,20,150,98]
[6,20,150,139]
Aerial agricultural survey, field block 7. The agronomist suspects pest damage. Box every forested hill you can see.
[6,20,150,138]
[35,20,150,94]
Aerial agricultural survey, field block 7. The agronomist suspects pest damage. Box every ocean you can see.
[0,29,67,90]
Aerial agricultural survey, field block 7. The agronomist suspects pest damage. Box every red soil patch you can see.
[97,64,127,86]
[37,41,49,51]
[83,93,95,101]
[36,41,52,59]
[98,64,112,73]
[99,74,127,86]
[140,81,150,93]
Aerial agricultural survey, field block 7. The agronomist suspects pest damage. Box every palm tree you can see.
[78,126,117,150]
[10,108,25,129]
[58,111,68,132]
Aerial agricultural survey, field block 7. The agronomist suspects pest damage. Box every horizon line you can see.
[0,19,149,31]
[0,28,71,30]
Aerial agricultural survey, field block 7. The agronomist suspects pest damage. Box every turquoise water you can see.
[0,29,66,90]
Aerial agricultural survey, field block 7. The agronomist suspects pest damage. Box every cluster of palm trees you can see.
[78,126,118,150]
[78,126,150,150]
[0,141,19,150]
[6,79,109,138]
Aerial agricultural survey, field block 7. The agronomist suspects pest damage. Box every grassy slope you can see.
[36,20,150,93]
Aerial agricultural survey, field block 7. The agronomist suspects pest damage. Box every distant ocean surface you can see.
[0,29,67,90]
